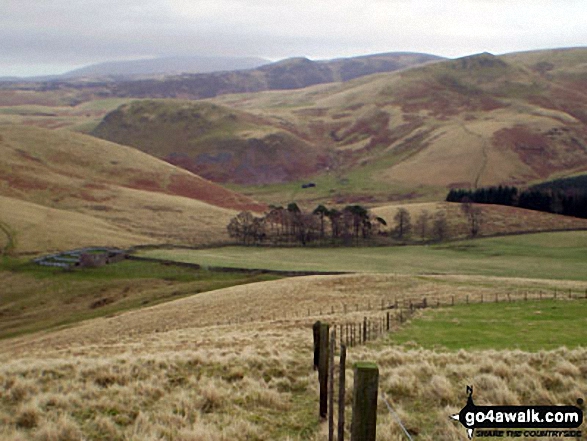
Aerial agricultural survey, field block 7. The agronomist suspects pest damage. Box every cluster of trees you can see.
[447,184,587,219]
[227,203,454,246]
[227,203,387,246]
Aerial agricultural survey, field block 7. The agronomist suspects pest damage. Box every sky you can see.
[1,0,585,77]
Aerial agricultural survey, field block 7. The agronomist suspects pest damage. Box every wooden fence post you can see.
[351,362,379,441]
[363,317,367,343]
[328,331,335,441]
[386,312,390,331]
[338,345,347,441]
[313,321,321,371]
[319,323,330,419]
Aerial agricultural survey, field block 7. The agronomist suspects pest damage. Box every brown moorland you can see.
[0,125,265,254]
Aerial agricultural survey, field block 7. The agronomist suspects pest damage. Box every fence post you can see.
[329,331,335,441]
[386,312,390,331]
[319,323,330,419]
[338,345,347,441]
[363,317,367,343]
[313,321,321,371]
[351,362,379,441]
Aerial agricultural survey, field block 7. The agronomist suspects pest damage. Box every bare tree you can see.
[432,210,449,241]
[460,198,483,237]
[394,208,412,239]
[415,209,430,240]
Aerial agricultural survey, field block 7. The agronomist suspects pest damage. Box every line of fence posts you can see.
[214,286,587,328]
[315,324,381,441]
[310,287,587,439]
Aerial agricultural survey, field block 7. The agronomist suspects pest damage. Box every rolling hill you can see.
[0,125,265,254]
[89,48,587,205]
[91,100,330,184]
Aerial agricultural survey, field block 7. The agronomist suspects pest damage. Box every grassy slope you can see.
[372,201,587,237]
[0,258,281,340]
[0,99,132,132]
[0,195,150,254]
[140,230,587,281]
[0,125,265,253]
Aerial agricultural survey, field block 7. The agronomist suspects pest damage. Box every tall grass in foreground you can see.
[0,320,585,440]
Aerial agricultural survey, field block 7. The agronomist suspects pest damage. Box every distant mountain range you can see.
[61,56,270,79]
[0,52,444,101]
[0,56,270,82]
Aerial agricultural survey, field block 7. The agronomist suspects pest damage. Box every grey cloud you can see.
[0,0,585,76]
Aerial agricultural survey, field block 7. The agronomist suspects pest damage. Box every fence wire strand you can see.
[381,392,414,441]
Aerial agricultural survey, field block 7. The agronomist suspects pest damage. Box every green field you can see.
[0,258,281,339]
[139,231,587,281]
[388,299,587,351]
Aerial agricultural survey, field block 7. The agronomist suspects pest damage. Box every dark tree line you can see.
[447,184,587,219]
[227,203,387,246]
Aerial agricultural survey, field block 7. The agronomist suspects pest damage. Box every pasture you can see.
[140,230,587,281]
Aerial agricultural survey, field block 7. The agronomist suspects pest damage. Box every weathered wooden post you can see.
[329,331,335,441]
[386,312,390,331]
[319,323,330,419]
[363,317,367,343]
[481,293,484,303]
[313,321,321,371]
[351,362,379,441]
[451,295,454,306]
[338,345,347,441]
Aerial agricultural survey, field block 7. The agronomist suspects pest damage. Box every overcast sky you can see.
[1,0,585,77]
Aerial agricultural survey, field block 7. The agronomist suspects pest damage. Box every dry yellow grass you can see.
[0,272,585,440]
[0,195,151,254]
[0,125,261,253]
[0,272,586,440]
